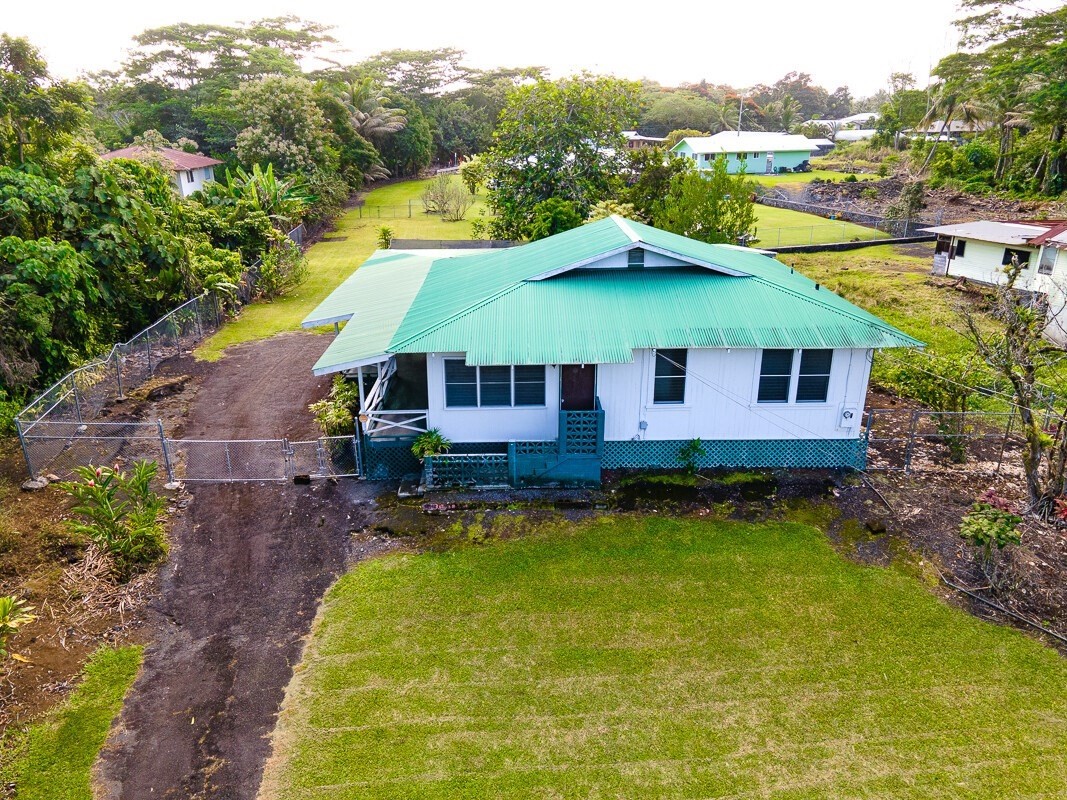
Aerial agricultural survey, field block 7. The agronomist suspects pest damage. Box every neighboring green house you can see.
[670,132,820,174]
[304,216,920,486]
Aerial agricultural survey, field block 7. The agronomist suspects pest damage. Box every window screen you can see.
[444,360,477,407]
[479,366,512,406]
[513,366,545,406]
[758,349,793,403]
[654,349,687,404]
[796,350,832,403]
[628,248,645,268]
[954,239,966,257]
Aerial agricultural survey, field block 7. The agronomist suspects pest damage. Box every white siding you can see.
[945,238,1039,287]
[172,166,215,198]
[426,353,560,442]
[598,348,870,442]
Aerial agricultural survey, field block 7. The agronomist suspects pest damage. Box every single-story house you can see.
[303,216,921,486]
[101,146,222,198]
[622,131,667,149]
[670,132,820,174]
[922,219,1067,344]
[913,120,992,142]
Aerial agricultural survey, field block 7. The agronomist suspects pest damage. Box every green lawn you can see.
[261,516,1067,799]
[0,645,142,799]
[197,179,487,360]
[748,169,878,188]
[753,204,888,248]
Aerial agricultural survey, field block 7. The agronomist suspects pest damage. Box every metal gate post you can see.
[15,417,35,479]
[903,409,920,474]
[71,376,83,423]
[157,420,175,482]
[225,442,233,482]
[115,353,125,400]
[146,337,154,375]
[283,438,292,479]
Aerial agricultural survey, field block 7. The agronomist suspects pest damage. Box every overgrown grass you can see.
[198,179,487,360]
[262,516,1067,799]
[0,645,142,799]
[788,243,1067,399]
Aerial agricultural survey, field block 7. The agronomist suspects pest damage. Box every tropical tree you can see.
[482,74,641,239]
[653,157,755,245]
[335,77,407,141]
[919,53,987,173]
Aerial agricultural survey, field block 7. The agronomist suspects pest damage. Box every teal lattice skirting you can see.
[602,437,867,471]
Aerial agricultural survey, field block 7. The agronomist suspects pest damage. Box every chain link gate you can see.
[165,435,361,483]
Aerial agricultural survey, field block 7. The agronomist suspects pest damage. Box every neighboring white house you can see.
[915,119,992,142]
[101,146,223,198]
[303,216,920,485]
[921,219,1067,344]
[670,132,820,174]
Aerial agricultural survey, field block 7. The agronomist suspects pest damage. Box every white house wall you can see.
[425,353,561,442]
[598,348,870,442]
[424,348,871,444]
[946,238,1039,287]
[172,166,215,198]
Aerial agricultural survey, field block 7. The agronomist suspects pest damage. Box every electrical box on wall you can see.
[838,406,860,430]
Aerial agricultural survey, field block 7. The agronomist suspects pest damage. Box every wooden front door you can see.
[560,365,596,411]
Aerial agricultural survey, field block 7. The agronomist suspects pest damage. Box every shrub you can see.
[0,596,36,658]
[377,225,394,249]
[256,238,308,300]
[440,180,476,222]
[411,428,452,461]
[60,461,167,580]
[309,375,361,436]
[960,497,1022,579]
[677,439,707,475]
[844,174,859,183]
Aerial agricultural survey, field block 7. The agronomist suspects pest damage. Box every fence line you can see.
[755,195,942,239]
[14,225,328,483]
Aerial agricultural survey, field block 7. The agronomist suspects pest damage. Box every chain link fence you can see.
[865,407,1025,475]
[11,225,363,484]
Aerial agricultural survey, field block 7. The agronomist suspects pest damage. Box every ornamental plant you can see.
[60,461,167,580]
[0,596,36,659]
[960,496,1022,578]
[411,428,453,461]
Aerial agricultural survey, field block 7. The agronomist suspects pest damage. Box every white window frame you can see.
[443,359,546,409]
[754,349,834,406]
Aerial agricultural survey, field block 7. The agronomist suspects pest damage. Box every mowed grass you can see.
[0,646,142,799]
[747,169,878,188]
[197,179,486,360]
[753,204,887,247]
[261,516,1067,799]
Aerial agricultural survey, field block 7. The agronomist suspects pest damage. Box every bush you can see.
[256,239,308,300]
[377,225,394,248]
[411,428,452,461]
[960,494,1022,580]
[60,461,167,580]
[309,375,361,436]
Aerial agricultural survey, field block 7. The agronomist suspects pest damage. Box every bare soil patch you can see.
[84,331,385,800]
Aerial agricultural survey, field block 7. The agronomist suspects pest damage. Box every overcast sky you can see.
[7,0,968,96]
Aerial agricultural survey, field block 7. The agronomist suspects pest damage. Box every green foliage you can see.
[59,461,167,580]
[411,428,453,461]
[623,148,692,223]
[884,180,925,221]
[309,375,360,436]
[376,225,394,249]
[585,199,637,223]
[198,163,311,231]
[654,157,756,244]
[483,75,641,239]
[0,596,35,658]
[960,500,1022,571]
[677,438,707,475]
[255,238,307,300]
[458,155,486,195]
[376,99,433,178]
[528,198,583,241]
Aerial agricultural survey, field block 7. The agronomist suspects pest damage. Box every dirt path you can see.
[96,333,385,799]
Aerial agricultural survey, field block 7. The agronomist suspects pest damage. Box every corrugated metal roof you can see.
[672,132,820,155]
[920,220,1048,246]
[102,146,223,170]
[310,216,922,375]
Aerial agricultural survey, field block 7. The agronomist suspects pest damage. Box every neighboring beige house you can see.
[101,146,223,198]
[622,131,667,149]
[922,219,1067,344]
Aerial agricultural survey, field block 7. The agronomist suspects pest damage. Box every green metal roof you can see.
[310,216,922,374]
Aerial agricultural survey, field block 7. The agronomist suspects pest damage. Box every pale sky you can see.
[7,0,967,96]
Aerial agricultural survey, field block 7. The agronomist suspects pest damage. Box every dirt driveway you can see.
[96,333,387,799]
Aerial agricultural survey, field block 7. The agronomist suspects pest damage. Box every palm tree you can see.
[336,77,407,141]
[919,83,986,173]
[764,96,802,132]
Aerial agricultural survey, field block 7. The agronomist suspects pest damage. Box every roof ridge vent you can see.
[612,215,642,244]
